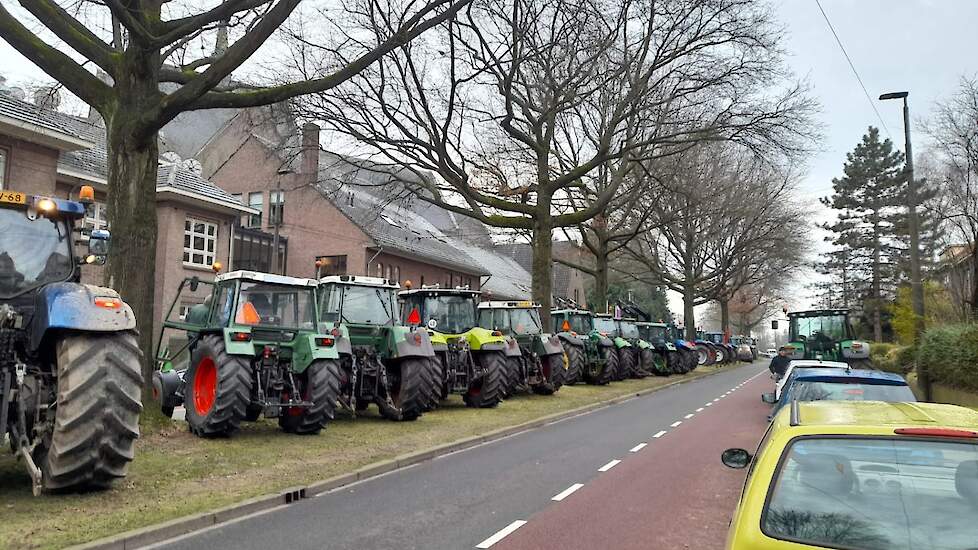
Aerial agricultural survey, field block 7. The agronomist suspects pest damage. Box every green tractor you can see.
[616,318,656,377]
[782,309,871,367]
[636,322,677,376]
[318,275,440,420]
[398,286,507,407]
[154,271,343,437]
[477,301,566,395]
[551,309,617,385]
[592,314,634,380]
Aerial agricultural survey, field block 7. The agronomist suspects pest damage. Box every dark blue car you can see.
[770,367,916,419]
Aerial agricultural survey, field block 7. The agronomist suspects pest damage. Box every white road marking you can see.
[705,402,713,407]
[684,413,694,419]
[598,459,621,472]
[552,483,584,501]
[670,421,682,428]
[476,520,528,548]
[713,398,721,402]
[695,407,704,412]
[653,430,668,438]
[630,443,647,453]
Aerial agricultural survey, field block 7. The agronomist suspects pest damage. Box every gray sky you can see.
[0,0,975,324]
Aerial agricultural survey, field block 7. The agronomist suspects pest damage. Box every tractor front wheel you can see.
[463,351,504,408]
[377,359,426,421]
[617,348,635,381]
[419,357,443,412]
[39,331,143,492]
[280,359,342,434]
[185,335,252,438]
[564,344,585,385]
[695,344,711,367]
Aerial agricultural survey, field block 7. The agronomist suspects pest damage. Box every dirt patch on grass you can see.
[1,363,741,549]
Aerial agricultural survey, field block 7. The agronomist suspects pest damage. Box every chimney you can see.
[33,86,60,111]
[300,122,320,175]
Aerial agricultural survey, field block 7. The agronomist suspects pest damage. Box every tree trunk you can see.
[593,239,609,310]
[970,252,978,321]
[103,52,162,402]
[531,207,554,331]
[872,225,883,342]
[683,285,696,341]
[720,298,730,340]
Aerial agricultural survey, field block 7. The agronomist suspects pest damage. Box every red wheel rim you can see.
[193,357,217,416]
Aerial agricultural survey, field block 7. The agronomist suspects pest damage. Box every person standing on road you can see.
[768,346,792,380]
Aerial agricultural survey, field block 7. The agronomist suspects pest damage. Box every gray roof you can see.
[157,163,250,210]
[452,240,533,300]
[0,92,88,141]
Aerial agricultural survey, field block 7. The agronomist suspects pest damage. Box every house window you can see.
[0,149,6,189]
[183,218,218,268]
[269,190,284,225]
[386,265,393,280]
[247,192,263,228]
[82,201,109,237]
[316,255,347,276]
[376,262,384,277]
[394,266,401,283]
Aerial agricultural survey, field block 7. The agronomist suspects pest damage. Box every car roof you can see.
[791,367,907,385]
[318,275,399,289]
[788,359,849,369]
[774,401,978,432]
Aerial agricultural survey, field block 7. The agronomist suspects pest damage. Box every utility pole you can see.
[880,91,928,399]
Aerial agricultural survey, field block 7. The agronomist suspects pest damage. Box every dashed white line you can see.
[695,407,704,412]
[630,443,647,453]
[598,459,622,472]
[713,398,721,402]
[476,520,528,548]
[684,413,694,419]
[670,421,683,428]
[705,402,713,407]
[552,483,584,501]
[653,430,668,438]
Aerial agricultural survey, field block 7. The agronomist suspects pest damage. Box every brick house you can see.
[0,89,254,334]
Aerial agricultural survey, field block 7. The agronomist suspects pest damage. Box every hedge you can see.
[918,324,978,392]
[875,345,916,375]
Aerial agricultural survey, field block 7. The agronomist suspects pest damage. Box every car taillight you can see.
[894,428,978,438]
[231,332,251,342]
[94,297,121,309]
[316,337,335,347]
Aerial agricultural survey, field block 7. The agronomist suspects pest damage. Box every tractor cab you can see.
[478,300,566,394]
[551,308,594,336]
[786,309,871,366]
[592,314,621,338]
[399,286,482,336]
[637,322,674,349]
[551,308,615,385]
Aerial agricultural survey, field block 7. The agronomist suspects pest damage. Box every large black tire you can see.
[665,350,682,374]
[694,343,711,367]
[631,348,650,379]
[463,351,504,408]
[617,348,635,381]
[420,357,443,411]
[533,354,566,395]
[376,358,425,421]
[39,332,143,492]
[279,359,342,434]
[503,356,523,396]
[185,334,252,438]
[684,349,698,372]
[564,344,585,385]
[646,349,668,376]
[600,346,619,384]
[714,345,726,364]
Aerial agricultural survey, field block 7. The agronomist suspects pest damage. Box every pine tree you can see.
[820,127,906,342]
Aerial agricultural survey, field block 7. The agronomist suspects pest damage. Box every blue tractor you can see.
[0,187,141,495]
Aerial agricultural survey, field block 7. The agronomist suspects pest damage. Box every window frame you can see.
[268,189,284,226]
[183,217,219,269]
[81,200,109,240]
[246,191,263,228]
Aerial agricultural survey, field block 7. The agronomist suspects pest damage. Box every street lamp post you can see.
[880,91,928,399]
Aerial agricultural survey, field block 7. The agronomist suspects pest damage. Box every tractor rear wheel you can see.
[185,334,252,438]
[666,350,682,374]
[279,359,342,434]
[463,351,504,408]
[377,359,426,421]
[694,344,711,367]
[533,354,566,395]
[39,331,142,492]
[600,346,619,384]
[419,357,443,412]
[646,349,667,376]
[503,356,523,396]
[631,349,650,379]
[617,348,635,380]
[563,344,585,385]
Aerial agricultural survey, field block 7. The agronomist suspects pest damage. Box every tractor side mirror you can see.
[771,320,779,330]
[189,276,200,292]
[721,448,752,469]
[87,229,110,264]
[761,392,777,404]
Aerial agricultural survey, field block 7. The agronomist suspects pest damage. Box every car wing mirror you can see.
[721,448,752,469]
[761,392,777,404]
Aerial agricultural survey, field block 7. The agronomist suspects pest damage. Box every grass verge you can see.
[1,363,742,549]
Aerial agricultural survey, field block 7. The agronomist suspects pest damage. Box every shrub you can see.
[870,342,897,359]
[918,324,978,392]
[876,346,916,375]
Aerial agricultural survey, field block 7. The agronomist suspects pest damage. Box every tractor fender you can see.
[502,337,522,357]
[595,335,614,347]
[536,333,564,357]
[465,327,507,351]
[636,339,653,350]
[391,326,436,359]
[30,283,136,351]
[557,332,585,349]
[614,336,631,349]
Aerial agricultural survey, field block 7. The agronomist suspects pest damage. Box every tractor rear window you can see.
[556,314,591,334]
[790,315,847,342]
[423,295,476,334]
[508,308,542,335]
[593,317,617,334]
[336,285,397,325]
[763,437,978,550]
[619,322,639,339]
[235,282,316,330]
[0,208,73,298]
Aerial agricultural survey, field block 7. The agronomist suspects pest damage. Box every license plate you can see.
[0,191,27,205]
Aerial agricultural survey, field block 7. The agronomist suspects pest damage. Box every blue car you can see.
[769,367,916,420]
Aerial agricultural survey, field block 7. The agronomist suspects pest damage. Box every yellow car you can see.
[722,401,978,550]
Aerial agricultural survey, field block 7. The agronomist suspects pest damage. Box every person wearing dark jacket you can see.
[768,346,792,379]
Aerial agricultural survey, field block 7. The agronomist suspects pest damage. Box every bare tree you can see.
[923,76,978,320]
[294,0,814,326]
[0,0,470,394]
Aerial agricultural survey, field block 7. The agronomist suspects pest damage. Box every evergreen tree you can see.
[820,127,906,342]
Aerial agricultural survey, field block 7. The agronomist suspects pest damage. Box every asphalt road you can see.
[154,363,770,550]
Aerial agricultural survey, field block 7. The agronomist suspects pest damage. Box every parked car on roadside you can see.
[721,401,978,550]
[764,359,850,402]
[766,368,915,421]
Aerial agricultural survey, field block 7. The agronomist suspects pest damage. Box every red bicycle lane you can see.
[494,368,772,550]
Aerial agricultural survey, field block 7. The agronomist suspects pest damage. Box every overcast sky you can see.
[0,0,975,324]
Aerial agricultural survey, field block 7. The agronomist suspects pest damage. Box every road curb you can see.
[70,363,746,550]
